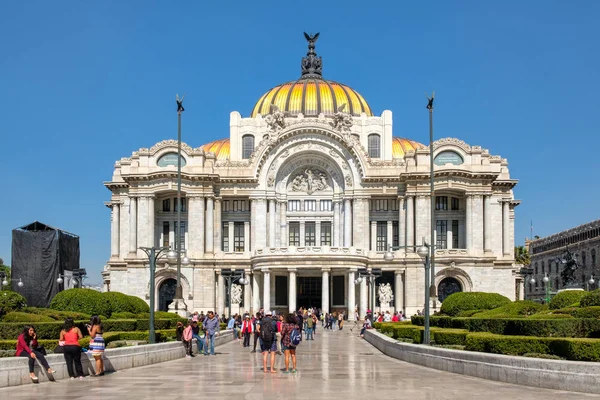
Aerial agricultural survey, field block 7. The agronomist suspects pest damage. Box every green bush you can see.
[440,292,511,317]
[549,290,586,310]
[0,291,27,313]
[432,329,469,346]
[455,310,481,317]
[572,306,600,319]
[471,301,545,319]
[1,312,55,323]
[21,307,91,321]
[138,311,182,320]
[109,312,137,320]
[580,290,600,308]
[50,289,110,317]
[101,292,149,316]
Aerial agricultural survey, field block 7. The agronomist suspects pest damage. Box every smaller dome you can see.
[392,138,425,158]
[202,138,229,161]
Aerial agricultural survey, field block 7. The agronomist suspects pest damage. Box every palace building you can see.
[103,34,521,318]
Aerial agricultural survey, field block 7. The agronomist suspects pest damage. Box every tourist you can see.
[192,311,199,322]
[202,311,219,355]
[305,312,314,340]
[176,321,184,341]
[384,311,392,322]
[320,313,325,326]
[276,314,284,355]
[281,313,299,373]
[391,312,399,322]
[338,311,344,330]
[295,311,304,341]
[360,314,372,338]
[241,314,253,347]
[227,315,236,340]
[235,314,242,339]
[191,320,204,354]
[259,310,277,373]
[251,312,262,353]
[88,315,106,376]
[16,325,55,382]
[59,318,84,379]
[182,321,194,358]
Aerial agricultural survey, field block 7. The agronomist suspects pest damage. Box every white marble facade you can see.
[103,40,520,318]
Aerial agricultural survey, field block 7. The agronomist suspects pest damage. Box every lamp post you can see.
[529,276,536,302]
[354,268,382,314]
[589,275,596,291]
[57,268,87,289]
[174,94,186,308]
[426,92,437,308]
[139,246,170,344]
[0,273,23,289]
[416,239,432,345]
[220,269,249,317]
[542,273,551,305]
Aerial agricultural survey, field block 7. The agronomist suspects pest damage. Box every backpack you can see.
[260,317,274,342]
[290,327,301,346]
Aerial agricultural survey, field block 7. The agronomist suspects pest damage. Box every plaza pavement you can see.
[2,326,599,400]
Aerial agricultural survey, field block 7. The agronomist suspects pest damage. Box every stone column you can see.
[394,270,404,313]
[187,196,200,258]
[387,221,393,249]
[252,272,261,313]
[299,221,305,247]
[344,199,352,247]
[484,195,492,252]
[128,197,137,254]
[217,272,225,316]
[255,199,268,250]
[288,269,297,313]
[279,201,287,247]
[110,203,120,258]
[406,196,414,250]
[315,221,321,246]
[370,221,377,251]
[250,200,256,251]
[263,269,271,312]
[502,200,510,255]
[398,197,405,248]
[244,221,250,252]
[148,196,155,247]
[244,269,252,312]
[198,197,205,255]
[205,197,214,253]
[322,269,330,314]
[472,195,484,253]
[137,197,148,253]
[228,222,234,252]
[347,270,356,320]
[333,201,341,247]
[465,195,472,251]
[214,198,222,253]
[352,198,365,250]
[269,199,276,247]
[359,279,367,318]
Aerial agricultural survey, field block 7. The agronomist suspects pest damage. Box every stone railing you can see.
[254,246,367,257]
[435,248,469,257]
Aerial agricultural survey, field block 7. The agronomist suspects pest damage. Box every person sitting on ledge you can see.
[16,325,55,382]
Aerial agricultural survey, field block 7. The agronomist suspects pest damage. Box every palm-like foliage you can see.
[514,245,530,266]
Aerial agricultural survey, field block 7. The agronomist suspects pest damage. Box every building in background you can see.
[11,221,80,307]
[527,220,600,301]
[103,35,520,317]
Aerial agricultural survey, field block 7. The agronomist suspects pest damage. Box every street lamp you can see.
[220,269,249,317]
[354,268,382,315]
[139,245,170,344]
[542,273,551,304]
[0,272,24,288]
[589,274,595,290]
[57,269,87,289]
[416,239,432,345]
[174,94,186,308]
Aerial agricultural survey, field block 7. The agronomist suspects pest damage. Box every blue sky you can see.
[1,1,599,282]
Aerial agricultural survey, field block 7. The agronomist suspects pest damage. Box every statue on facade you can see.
[558,248,580,288]
[378,283,394,307]
[231,284,243,306]
[291,168,329,194]
[176,93,185,113]
[330,103,353,132]
[265,104,286,132]
[301,32,323,77]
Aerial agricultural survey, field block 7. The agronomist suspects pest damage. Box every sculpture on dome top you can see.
[330,103,353,132]
[301,32,323,78]
[265,104,287,132]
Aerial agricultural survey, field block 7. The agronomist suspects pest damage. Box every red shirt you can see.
[392,315,399,322]
[16,333,32,356]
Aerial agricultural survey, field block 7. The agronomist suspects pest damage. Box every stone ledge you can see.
[364,329,600,394]
[0,330,235,388]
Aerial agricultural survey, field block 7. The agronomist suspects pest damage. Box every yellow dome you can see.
[201,137,423,161]
[251,79,373,118]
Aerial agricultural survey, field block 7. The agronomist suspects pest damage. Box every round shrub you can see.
[572,306,600,319]
[440,292,511,317]
[21,307,91,321]
[50,289,110,316]
[549,290,586,310]
[0,291,27,314]
[1,311,54,323]
[109,311,137,320]
[580,290,600,308]
[101,292,149,316]
[472,301,546,318]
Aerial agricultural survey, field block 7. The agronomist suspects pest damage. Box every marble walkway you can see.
[2,326,598,399]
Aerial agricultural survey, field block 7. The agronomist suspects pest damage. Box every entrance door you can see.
[158,278,177,311]
[297,277,322,309]
[438,277,462,302]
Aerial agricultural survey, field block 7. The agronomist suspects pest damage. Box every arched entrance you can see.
[438,277,462,302]
[158,278,177,311]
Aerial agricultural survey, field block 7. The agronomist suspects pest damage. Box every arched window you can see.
[368,134,381,158]
[534,262,538,275]
[242,135,255,159]
[541,261,545,274]
[592,249,597,266]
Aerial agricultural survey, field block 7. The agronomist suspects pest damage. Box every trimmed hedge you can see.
[20,307,91,321]
[102,292,149,315]
[471,301,545,319]
[0,291,27,313]
[50,289,111,317]
[440,292,511,316]
[2,312,55,323]
[580,290,600,308]
[549,290,586,310]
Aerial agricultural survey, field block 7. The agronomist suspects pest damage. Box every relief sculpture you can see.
[291,168,329,194]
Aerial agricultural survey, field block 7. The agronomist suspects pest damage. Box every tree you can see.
[0,264,10,290]
[514,245,530,266]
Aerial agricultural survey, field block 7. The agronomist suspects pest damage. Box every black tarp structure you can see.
[11,221,80,308]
